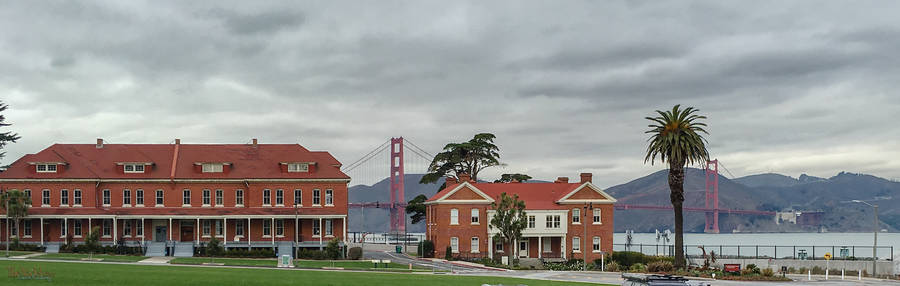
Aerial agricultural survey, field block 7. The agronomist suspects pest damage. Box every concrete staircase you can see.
[44,244,60,253]
[145,242,167,256]
[173,242,194,257]
[276,242,293,258]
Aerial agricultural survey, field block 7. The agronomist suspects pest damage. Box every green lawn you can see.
[2,250,38,257]
[171,257,278,267]
[293,260,427,271]
[1,260,604,286]
[30,253,148,262]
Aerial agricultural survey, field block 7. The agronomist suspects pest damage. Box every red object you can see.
[704,160,720,233]
[389,137,405,234]
[724,264,741,272]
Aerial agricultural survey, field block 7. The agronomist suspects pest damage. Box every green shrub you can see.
[647,261,673,273]
[605,261,621,272]
[746,263,760,274]
[445,246,453,260]
[611,251,673,268]
[761,268,774,277]
[629,263,646,272]
[296,248,327,260]
[347,247,363,260]
[324,238,342,259]
[418,240,435,258]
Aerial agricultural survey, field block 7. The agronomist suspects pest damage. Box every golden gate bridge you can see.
[344,138,773,234]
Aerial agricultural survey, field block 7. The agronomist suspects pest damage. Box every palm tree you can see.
[644,105,709,268]
[2,189,31,255]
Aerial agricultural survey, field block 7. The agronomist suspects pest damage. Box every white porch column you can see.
[40,218,44,246]
[168,218,172,241]
[295,217,299,244]
[538,237,542,259]
[488,236,493,259]
[87,218,91,239]
[247,218,251,247]
[342,217,347,243]
[318,217,323,246]
[140,218,144,246]
[112,218,116,245]
[561,236,566,260]
[195,218,200,244]
[223,218,227,246]
[270,218,275,245]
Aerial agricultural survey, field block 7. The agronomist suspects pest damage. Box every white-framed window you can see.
[275,219,284,237]
[201,163,224,173]
[312,189,321,206]
[215,189,223,206]
[60,189,69,206]
[276,189,284,206]
[263,189,271,206]
[593,209,602,224]
[312,220,320,236]
[572,208,580,224]
[287,163,308,172]
[41,189,50,206]
[263,220,271,237]
[294,189,302,206]
[155,189,164,206]
[136,220,143,237]
[528,215,535,228]
[325,219,333,236]
[450,209,459,225]
[543,237,552,253]
[450,237,459,253]
[495,241,503,252]
[470,237,480,253]
[235,189,244,206]
[123,189,131,206]
[573,237,581,252]
[325,189,333,206]
[10,222,16,237]
[215,220,223,237]
[124,220,132,237]
[202,220,210,237]
[36,163,57,173]
[102,189,110,206]
[235,220,244,237]
[74,220,82,237]
[202,189,210,206]
[73,189,82,206]
[23,220,32,237]
[470,209,480,224]
[182,189,191,206]
[124,163,145,173]
[136,189,144,206]
[593,236,601,252]
[102,220,111,237]
[545,215,560,228]
[60,219,67,237]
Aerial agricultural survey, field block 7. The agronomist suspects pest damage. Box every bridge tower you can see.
[704,159,720,233]
[389,137,405,234]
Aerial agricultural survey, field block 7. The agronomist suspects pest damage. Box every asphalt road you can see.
[363,250,489,272]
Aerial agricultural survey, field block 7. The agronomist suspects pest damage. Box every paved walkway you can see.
[138,256,176,264]
[9,253,44,259]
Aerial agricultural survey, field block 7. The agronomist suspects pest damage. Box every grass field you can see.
[294,260,428,271]
[2,250,38,257]
[171,257,278,267]
[30,253,148,262]
[0,260,603,286]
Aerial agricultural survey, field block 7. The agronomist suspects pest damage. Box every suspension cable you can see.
[343,140,390,173]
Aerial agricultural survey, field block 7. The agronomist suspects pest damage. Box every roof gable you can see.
[428,182,494,204]
[556,182,617,204]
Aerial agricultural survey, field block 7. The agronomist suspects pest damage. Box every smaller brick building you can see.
[425,173,615,262]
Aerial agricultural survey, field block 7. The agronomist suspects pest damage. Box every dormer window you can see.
[202,163,224,173]
[124,164,145,173]
[287,163,308,173]
[36,164,57,173]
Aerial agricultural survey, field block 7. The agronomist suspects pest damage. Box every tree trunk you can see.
[668,163,686,269]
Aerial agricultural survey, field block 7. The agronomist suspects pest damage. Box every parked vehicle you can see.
[621,273,710,286]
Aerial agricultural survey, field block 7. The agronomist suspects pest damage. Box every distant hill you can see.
[348,174,438,233]
[733,173,800,188]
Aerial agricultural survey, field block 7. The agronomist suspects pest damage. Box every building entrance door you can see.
[519,239,529,258]
[180,226,194,242]
[154,226,167,242]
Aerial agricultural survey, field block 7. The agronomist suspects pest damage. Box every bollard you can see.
[825,269,829,280]
[408,263,412,270]
[841,269,844,280]
[711,273,716,280]
[858,270,861,280]
[808,270,811,280]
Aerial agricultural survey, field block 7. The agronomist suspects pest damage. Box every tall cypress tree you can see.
[0,101,20,162]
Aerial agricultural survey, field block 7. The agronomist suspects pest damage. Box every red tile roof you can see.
[0,143,349,180]
[25,207,342,216]
[427,182,583,209]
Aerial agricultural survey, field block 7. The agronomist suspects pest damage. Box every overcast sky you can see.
[1,1,899,187]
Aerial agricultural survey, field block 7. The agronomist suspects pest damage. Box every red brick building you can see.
[0,139,349,257]
[425,173,615,262]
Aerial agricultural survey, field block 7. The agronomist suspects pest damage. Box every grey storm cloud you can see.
[0,0,899,187]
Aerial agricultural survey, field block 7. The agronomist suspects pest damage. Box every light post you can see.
[582,202,592,271]
[851,200,878,276]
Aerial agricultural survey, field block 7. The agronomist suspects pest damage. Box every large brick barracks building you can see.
[425,173,615,262]
[0,139,349,257]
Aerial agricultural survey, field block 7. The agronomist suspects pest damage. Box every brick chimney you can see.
[580,173,593,183]
[445,176,458,185]
[175,138,181,145]
[555,177,569,183]
[458,173,472,183]
[252,138,258,147]
[96,138,104,149]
